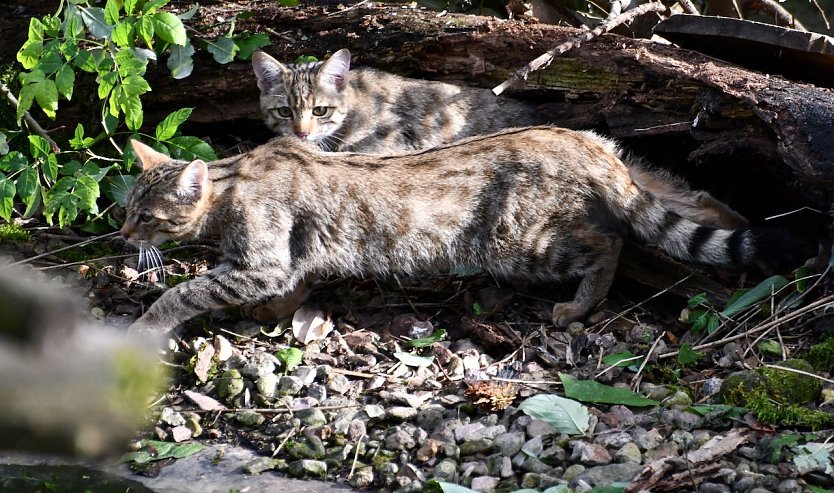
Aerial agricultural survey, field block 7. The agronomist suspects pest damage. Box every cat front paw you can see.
[127,313,171,335]
[552,302,588,328]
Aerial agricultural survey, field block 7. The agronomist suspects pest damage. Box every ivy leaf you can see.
[80,7,113,40]
[167,39,195,79]
[207,36,238,64]
[153,12,186,46]
[275,347,303,373]
[55,64,75,100]
[678,343,701,368]
[74,50,97,73]
[0,152,29,173]
[98,71,118,100]
[0,174,16,222]
[155,108,193,142]
[15,167,40,211]
[143,0,171,13]
[37,52,62,76]
[69,124,94,150]
[82,161,111,182]
[125,0,139,15]
[28,17,45,43]
[44,154,59,182]
[17,40,43,70]
[234,32,271,60]
[0,132,7,156]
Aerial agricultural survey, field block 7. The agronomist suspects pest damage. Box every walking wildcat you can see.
[122,127,804,334]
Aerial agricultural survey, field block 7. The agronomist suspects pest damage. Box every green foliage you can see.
[677,343,701,368]
[560,373,658,407]
[275,347,303,373]
[805,333,834,372]
[119,439,206,464]
[406,328,447,348]
[3,2,272,229]
[0,222,30,242]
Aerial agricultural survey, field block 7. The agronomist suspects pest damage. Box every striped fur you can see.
[122,127,806,334]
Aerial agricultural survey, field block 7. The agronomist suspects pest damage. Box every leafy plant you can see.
[560,373,658,407]
[275,347,303,374]
[517,393,590,435]
[2,0,271,229]
[677,343,701,368]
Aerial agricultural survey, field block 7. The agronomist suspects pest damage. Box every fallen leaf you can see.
[518,394,590,435]
[292,305,334,344]
[394,352,434,368]
[193,341,216,383]
[183,390,225,411]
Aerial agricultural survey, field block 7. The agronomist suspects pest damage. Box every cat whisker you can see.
[148,245,166,285]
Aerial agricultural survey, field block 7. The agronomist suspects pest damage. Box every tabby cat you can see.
[122,128,804,334]
[251,49,749,231]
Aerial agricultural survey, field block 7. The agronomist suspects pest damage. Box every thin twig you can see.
[271,428,298,458]
[677,0,700,14]
[186,404,361,414]
[492,2,668,95]
[0,231,120,271]
[631,333,663,391]
[0,81,60,153]
[591,274,694,333]
[765,364,834,385]
[348,435,364,478]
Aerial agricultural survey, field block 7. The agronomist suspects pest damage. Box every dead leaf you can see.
[193,342,216,383]
[183,390,225,411]
[292,305,334,344]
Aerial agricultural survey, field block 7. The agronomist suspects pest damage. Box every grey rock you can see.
[670,430,694,449]
[521,435,544,456]
[287,436,325,460]
[415,406,446,433]
[574,463,643,489]
[454,422,486,443]
[562,464,586,482]
[640,382,672,400]
[749,489,773,493]
[289,397,318,410]
[737,446,761,460]
[700,483,732,493]
[777,479,802,493]
[349,466,374,488]
[296,408,327,427]
[242,457,281,474]
[571,442,612,466]
[385,429,417,451]
[521,456,552,474]
[631,427,663,451]
[378,462,399,487]
[658,409,704,430]
[471,425,507,441]
[595,431,632,449]
[348,419,366,441]
[216,369,244,399]
[396,463,425,490]
[326,374,351,394]
[540,445,567,464]
[315,365,332,379]
[306,383,327,401]
[460,460,489,477]
[241,351,277,378]
[470,475,500,492]
[363,404,386,419]
[511,415,532,432]
[614,442,642,464]
[387,406,418,422]
[234,411,265,427]
[664,389,693,408]
[287,459,327,479]
[160,407,186,427]
[493,432,526,456]
[498,456,514,478]
[277,376,304,395]
[460,438,494,456]
[256,373,279,398]
[434,459,458,481]
[734,475,759,492]
[527,419,557,438]
[701,376,724,400]
[644,441,679,462]
[292,366,317,386]
[412,427,429,444]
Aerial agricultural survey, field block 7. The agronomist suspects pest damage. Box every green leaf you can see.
[80,7,113,40]
[155,108,193,141]
[142,0,171,13]
[394,352,434,368]
[560,373,658,407]
[207,36,238,64]
[55,64,75,100]
[167,40,195,79]
[177,4,200,20]
[275,347,303,373]
[757,340,783,356]
[0,152,29,173]
[295,55,319,63]
[0,132,7,156]
[15,167,40,211]
[28,135,51,158]
[43,15,61,36]
[111,20,135,48]
[687,292,708,308]
[121,74,151,96]
[153,12,186,46]
[0,174,16,222]
[69,124,94,150]
[17,39,43,70]
[82,161,111,182]
[796,265,811,293]
[98,71,118,99]
[16,85,35,121]
[518,393,590,435]
[472,302,483,316]
[59,160,83,176]
[721,275,789,318]
[280,0,300,6]
[431,482,479,493]
[115,49,148,77]
[44,154,59,182]
[601,351,641,368]
[706,313,720,335]
[677,343,701,368]
[120,439,205,464]
[101,174,135,207]
[766,433,803,463]
[234,32,271,60]
[37,52,62,76]
[74,175,100,213]
[28,17,45,43]
[121,92,143,131]
[167,136,217,161]
[104,0,121,25]
[687,404,747,417]
[136,14,155,48]
[125,0,138,15]
[74,50,97,72]
[407,329,447,348]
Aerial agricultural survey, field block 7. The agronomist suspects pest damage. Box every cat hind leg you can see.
[551,237,622,327]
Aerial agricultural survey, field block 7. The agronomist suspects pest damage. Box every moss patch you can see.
[0,223,30,242]
[805,334,834,373]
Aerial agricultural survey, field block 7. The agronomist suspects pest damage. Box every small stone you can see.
[396,463,425,490]
[631,428,662,451]
[454,422,487,443]
[460,438,494,456]
[415,406,445,433]
[363,404,386,419]
[777,479,802,493]
[277,375,304,395]
[614,442,642,464]
[289,397,319,410]
[160,407,186,427]
[664,390,693,408]
[296,408,327,427]
[287,436,326,459]
[670,430,694,449]
[216,369,244,399]
[701,377,724,401]
[521,456,552,474]
[521,435,543,456]
[307,382,327,401]
[640,382,672,401]
[292,366,317,386]
[658,409,704,430]
[213,335,234,362]
[595,431,632,449]
[540,445,567,464]
[316,365,333,379]
[385,428,417,451]
[470,475,500,492]
[241,351,277,378]
[737,446,761,460]
[562,464,586,482]
[526,419,557,438]
[235,410,266,427]
[256,373,279,398]
[566,321,584,335]
[349,419,367,440]
[644,441,679,462]
[699,483,732,493]
[243,457,280,474]
[387,406,418,422]
[185,413,202,437]
[170,425,192,442]
[574,463,643,489]
[734,475,759,492]
[287,459,327,479]
[471,425,506,441]
[493,432,526,456]
[571,442,612,466]
[327,373,351,394]
[349,466,374,488]
[434,459,458,481]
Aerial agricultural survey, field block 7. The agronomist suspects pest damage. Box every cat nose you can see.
[120,224,134,240]
[295,132,308,140]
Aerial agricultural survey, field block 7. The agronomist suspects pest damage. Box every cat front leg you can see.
[128,263,295,334]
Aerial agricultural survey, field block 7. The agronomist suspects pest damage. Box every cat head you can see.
[252,49,351,149]
[121,140,211,246]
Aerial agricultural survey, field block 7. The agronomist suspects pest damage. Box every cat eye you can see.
[138,212,154,223]
[276,107,292,118]
[312,106,330,117]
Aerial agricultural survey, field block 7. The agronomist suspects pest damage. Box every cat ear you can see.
[252,51,289,91]
[130,139,169,171]
[177,160,208,203]
[318,49,351,91]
